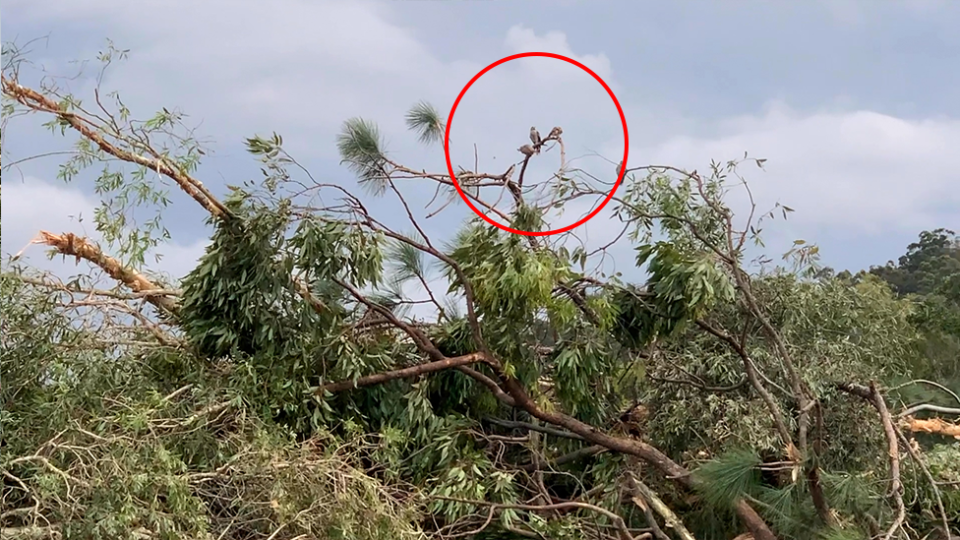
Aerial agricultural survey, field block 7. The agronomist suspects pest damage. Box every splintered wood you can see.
[28,231,179,314]
[902,416,960,439]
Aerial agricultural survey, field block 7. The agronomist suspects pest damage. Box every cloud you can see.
[3,0,954,276]
[619,101,960,239]
[503,25,614,81]
[5,0,450,155]
[5,2,625,198]
[2,178,208,282]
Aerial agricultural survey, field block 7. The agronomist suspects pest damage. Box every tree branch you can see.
[838,381,906,539]
[489,359,779,540]
[626,472,697,540]
[902,417,960,438]
[520,445,606,472]
[484,417,586,441]
[317,352,485,394]
[27,231,179,315]
[1,75,231,219]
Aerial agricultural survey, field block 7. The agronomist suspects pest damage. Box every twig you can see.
[484,417,585,441]
[888,379,960,407]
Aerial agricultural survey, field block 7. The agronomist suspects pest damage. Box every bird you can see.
[530,126,542,147]
[518,144,535,157]
[546,126,562,140]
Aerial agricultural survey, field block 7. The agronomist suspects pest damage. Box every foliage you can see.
[0,273,425,540]
[866,228,960,389]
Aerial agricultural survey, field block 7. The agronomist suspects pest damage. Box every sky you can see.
[2,0,959,289]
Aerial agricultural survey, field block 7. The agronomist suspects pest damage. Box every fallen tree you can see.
[3,43,958,540]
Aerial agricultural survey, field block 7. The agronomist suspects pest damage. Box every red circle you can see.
[444,52,629,236]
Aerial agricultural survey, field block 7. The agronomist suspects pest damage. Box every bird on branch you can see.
[530,126,542,153]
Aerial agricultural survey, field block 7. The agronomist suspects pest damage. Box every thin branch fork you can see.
[695,319,793,448]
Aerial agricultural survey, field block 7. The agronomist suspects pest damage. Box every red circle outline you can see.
[444,52,629,236]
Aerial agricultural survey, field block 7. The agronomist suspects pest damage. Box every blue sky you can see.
[3,0,959,286]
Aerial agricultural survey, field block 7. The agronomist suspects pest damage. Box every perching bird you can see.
[518,144,535,157]
[546,126,562,140]
[530,126,542,147]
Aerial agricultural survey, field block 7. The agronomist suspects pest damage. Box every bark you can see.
[627,473,697,540]
[902,417,960,438]
[871,382,906,540]
[317,352,484,393]
[32,231,179,315]
[496,373,779,540]
[837,381,907,539]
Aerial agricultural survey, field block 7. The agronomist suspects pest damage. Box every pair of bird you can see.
[519,126,562,157]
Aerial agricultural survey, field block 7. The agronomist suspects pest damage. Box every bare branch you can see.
[318,353,485,394]
[626,473,697,540]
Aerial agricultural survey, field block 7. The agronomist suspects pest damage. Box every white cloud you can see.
[620,101,960,238]
[4,0,955,276]
[503,25,614,81]
[5,0,450,154]
[5,1,626,194]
